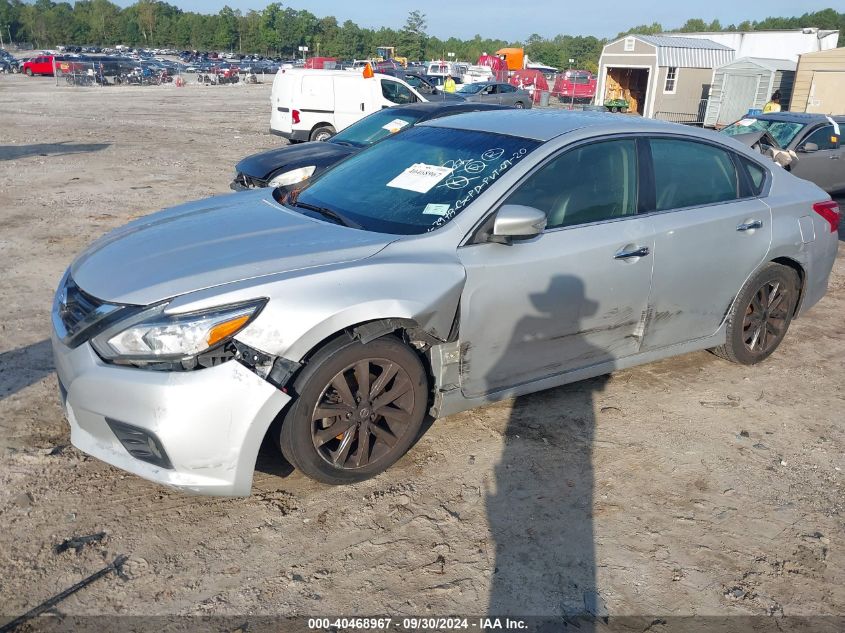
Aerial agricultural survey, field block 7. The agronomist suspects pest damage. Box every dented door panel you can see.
[457,217,656,398]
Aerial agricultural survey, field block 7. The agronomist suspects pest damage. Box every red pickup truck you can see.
[22,55,63,76]
[553,70,597,102]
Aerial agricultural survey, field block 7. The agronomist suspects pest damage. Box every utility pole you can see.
[568,58,575,109]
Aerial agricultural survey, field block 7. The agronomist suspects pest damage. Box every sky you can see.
[112,0,836,40]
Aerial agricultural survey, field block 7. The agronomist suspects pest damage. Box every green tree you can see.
[399,9,426,59]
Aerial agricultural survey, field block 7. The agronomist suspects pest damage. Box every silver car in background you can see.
[52,111,840,495]
[456,81,533,108]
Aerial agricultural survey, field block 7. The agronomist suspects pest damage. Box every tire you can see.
[25,67,33,76]
[610,106,618,112]
[279,334,429,484]
[514,101,525,109]
[620,107,628,113]
[310,125,335,142]
[712,263,800,365]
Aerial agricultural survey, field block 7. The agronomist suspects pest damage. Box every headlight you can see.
[268,165,316,187]
[91,299,266,363]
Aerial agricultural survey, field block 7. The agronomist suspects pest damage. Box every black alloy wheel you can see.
[712,263,799,365]
[310,358,416,470]
[279,335,428,484]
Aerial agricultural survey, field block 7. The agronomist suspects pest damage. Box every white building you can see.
[674,29,839,62]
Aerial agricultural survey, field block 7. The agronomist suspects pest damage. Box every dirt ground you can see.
[0,74,843,626]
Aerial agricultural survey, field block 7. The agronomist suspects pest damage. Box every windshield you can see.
[290,126,539,235]
[330,110,422,148]
[722,117,806,148]
[457,83,484,94]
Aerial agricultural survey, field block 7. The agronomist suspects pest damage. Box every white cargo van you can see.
[270,69,427,142]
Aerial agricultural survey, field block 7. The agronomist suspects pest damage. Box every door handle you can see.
[737,219,763,231]
[830,155,840,159]
[614,246,650,259]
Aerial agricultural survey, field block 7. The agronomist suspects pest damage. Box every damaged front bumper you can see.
[230,172,266,191]
[51,330,291,496]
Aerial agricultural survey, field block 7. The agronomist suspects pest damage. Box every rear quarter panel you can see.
[765,165,838,315]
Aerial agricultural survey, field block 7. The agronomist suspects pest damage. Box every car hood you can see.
[71,189,396,305]
[235,141,358,181]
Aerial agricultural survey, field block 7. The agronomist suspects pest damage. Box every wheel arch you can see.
[770,256,806,318]
[720,256,807,330]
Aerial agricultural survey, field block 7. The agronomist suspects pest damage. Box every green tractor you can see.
[605,98,629,113]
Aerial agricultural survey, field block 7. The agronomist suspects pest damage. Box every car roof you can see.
[748,112,845,124]
[421,109,683,141]
[388,102,507,116]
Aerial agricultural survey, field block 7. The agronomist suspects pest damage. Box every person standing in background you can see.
[763,90,782,113]
[444,74,456,93]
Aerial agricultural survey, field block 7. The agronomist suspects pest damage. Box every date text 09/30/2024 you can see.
[307,617,528,630]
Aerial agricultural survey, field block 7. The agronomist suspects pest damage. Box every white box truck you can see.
[270,69,428,142]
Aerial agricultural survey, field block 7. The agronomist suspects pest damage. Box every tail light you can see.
[813,200,840,233]
[291,109,300,124]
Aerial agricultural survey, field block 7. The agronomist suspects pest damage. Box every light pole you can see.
[568,58,575,109]
[298,45,308,64]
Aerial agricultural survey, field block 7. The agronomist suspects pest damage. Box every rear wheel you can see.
[279,335,428,484]
[310,125,336,142]
[712,263,799,365]
[514,101,525,109]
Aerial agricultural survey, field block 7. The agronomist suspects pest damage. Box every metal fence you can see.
[654,99,709,126]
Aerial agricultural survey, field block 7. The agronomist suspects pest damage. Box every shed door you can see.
[718,74,760,125]
[805,72,845,114]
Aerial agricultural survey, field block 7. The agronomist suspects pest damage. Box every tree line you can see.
[1,1,842,73]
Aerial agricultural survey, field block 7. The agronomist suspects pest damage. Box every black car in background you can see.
[231,101,510,191]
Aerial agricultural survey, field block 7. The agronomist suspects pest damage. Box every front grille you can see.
[59,279,104,337]
[53,274,130,348]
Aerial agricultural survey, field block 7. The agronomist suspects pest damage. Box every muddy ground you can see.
[0,74,843,626]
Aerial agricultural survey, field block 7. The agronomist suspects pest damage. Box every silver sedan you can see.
[456,81,533,108]
[52,111,839,494]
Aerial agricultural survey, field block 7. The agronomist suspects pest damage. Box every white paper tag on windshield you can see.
[382,118,410,133]
[387,163,453,193]
[422,203,450,216]
[739,118,757,126]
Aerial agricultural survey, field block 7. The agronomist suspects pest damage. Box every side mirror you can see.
[490,205,547,244]
[800,142,819,153]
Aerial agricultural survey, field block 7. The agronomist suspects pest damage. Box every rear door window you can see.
[740,158,767,195]
[650,138,739,211]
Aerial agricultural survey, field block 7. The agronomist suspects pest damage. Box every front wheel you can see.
[279,335,429,484]
[25,67,33,76]
[310,125,335,142]
[514,101,525,109]
[712,263,799,365]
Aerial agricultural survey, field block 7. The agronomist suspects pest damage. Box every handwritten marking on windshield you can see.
[481,148,505,161]
[427,148,529,231]
[437,175,479,190]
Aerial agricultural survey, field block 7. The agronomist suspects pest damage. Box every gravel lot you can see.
[1,74,843,623]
